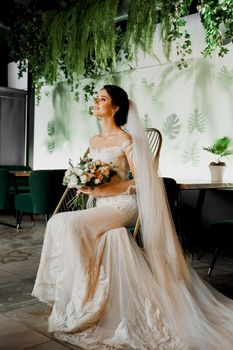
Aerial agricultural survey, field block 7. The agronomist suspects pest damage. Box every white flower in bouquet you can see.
[69,174,78,187]
[76,168,83,176]
[80,174,88,184]
[62,155,116,209]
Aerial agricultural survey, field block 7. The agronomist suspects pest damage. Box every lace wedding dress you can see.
[33,141,233,350]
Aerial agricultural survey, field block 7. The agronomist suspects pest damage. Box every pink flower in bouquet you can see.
[63,155,116,189]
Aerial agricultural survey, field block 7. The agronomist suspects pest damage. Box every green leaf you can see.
[67,193,89,210]
[188,109,205,134]
[218,66,233,88]
[141,114,153,128]
[47,120,55,136]
[203,136,233,158]
[162,114,181,140]
[182,143,200,167]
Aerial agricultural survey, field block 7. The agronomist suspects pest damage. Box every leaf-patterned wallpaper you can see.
[34,15,233,180]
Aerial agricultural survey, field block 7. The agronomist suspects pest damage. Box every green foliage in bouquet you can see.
[66,191,89,211]
[62,155,117,210]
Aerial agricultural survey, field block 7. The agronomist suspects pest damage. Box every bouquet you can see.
[63,155,116,209]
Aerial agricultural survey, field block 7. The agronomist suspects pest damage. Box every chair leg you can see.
[197,250,206,260]
[16,210,23,233]
[45,213,50,224]
[30,214,35,226]
[136,230,143,248]
[208,246,220,277]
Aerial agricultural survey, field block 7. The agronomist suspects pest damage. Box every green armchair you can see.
[15,169,66,231]
[0,165,31,194]
[0,169,10,210]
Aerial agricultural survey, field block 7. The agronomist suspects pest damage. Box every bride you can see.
[32,85,233,349]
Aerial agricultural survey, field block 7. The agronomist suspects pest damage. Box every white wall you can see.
[33,14,233,181]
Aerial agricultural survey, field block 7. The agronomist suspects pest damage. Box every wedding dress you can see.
[33,102,233,350]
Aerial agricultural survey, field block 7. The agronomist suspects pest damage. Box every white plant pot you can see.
[209,165,226,183]
[8,61,28,90]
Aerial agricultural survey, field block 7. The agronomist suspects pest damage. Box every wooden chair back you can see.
[145,128,162,161]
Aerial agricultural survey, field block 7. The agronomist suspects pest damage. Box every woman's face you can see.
[92,89,118,119]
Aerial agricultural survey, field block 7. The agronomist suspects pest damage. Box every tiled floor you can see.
[0,213,233,349]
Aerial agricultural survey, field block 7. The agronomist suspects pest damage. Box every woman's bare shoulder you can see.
[119,131,132,145]
[89,135,101,148]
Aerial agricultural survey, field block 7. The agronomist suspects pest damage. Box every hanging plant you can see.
[6,2,47,102]
[44,0,118,86]
[197,0,233,57]
[4,0,233,101]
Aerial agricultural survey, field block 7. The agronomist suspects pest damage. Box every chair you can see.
[52,128,162,245]
[0,165,31,194]
[15,169,65,231]
[162,177,192,254]
[0,169,10,210]
[207,219,233,277]
[0,169,17,228]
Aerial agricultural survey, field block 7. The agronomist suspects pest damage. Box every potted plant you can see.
[203,136,233,182]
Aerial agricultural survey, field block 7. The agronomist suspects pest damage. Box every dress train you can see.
[32,143,233,349]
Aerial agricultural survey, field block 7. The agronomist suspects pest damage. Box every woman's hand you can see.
[77,186,101,197]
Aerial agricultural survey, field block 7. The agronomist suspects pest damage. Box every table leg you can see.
[196,189,206,218]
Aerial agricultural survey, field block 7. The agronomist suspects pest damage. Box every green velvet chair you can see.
[0,169,10,210]
[0,165,32,210]
[0,165,31,194]
[15,169,66,231]
[0,169,16,227]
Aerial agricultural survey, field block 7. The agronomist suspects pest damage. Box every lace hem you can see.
[52,297,189,350]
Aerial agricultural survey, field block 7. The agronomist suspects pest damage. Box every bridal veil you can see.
[126,100,233,349]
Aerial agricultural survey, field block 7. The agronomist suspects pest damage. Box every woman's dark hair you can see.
[102,85,129,126]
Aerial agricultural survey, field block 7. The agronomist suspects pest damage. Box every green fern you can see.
[188,109,205,134]
[203,136,233,160]
[125,0,159,57]
[44,1,119,93]
[162,114,181,140]
[182,143,200,167]
[8,0,231,100]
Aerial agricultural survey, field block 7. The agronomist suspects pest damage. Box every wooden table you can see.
[177,179,233,190]
[174,179,233,256]
[9,170,31,177]
[176,179,233,215]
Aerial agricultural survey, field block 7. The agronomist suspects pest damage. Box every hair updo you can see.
[102,85,129,127]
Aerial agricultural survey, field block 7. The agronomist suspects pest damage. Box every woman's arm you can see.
[79,136,136,197]
[78,178,135,197]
